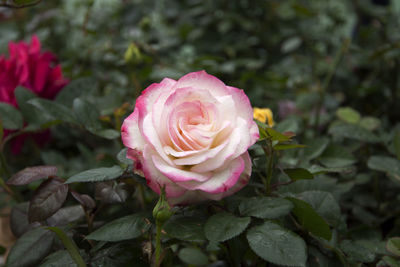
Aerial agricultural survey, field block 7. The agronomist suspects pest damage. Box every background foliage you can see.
[1,0,400,266]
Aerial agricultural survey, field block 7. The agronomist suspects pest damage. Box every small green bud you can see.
[153,186,173,224]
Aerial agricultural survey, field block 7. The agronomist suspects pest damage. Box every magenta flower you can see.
[121,71,259,205]
[0,35,69,153]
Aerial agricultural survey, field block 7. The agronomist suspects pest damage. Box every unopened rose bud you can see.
[153,186,173,224]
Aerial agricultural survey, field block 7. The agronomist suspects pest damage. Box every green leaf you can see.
[40,250,79,267]
[15,86,48,126]
[367,156,400,178]
[328,122,379,143]
[284,168,314,181]
[29,178,69,223]
[273,144,306,150]
[66,165,124,184]
[265,127,292,142]
[94,181,130,204]
[163,216,206,242]
[336,107,361,124]
[0,102,23,130]
[46,227,87,267]
[319,145,357,168]
[247,221,307,267]
[178,247,209,266]
[340,239,375,263]
[7,165,58,186]
[281,36,302,53]
[27,98,76,124]
[56,77,95,107]
[255,120,268,140]
[47,205,85,227]
[383,256,400,267]
[296,191,341,227]
[117,148,132,165]
[86,214,151,242]
[387,237,400,256]
[73,98,102,132]
[303,137,330,161]
[239,197,293,219]
[6,228,54,267]
[204,212,250,242]
[287,197,332,240]
[9,202,31,237]
[94,129,120,139]
[359,116,380,131]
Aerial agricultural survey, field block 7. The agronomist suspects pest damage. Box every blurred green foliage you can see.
[1,0,400,266]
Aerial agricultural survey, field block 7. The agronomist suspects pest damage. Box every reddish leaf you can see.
[28,178,68,223]
[7,166,57,186]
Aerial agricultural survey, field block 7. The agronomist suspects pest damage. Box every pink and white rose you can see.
[121,71,259,205]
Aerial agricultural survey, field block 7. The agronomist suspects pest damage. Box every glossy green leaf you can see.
[284,168,314,180]
[163,216,206,242]
[287,197,332,240]
[40,250,80,267]
[296,191,341,227]
[204,212,250,242]
[86,214,151,242]
[247,221,307,267]
[6,228,54,267]
[239,197,293,219]
[66,165,123,183]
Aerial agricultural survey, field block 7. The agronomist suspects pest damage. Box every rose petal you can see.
[142,145,187,198]
[179,156,244,193]
[152,155,211,183]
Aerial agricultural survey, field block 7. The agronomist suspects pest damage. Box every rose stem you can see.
[155,221,162,267]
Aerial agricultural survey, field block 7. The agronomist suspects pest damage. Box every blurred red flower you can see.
[0,35,68,153]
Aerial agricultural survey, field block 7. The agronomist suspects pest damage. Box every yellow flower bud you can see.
[253,108,275,127]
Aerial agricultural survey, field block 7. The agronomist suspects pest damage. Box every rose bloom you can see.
[122,71,259,205]
[0,35,68,153]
